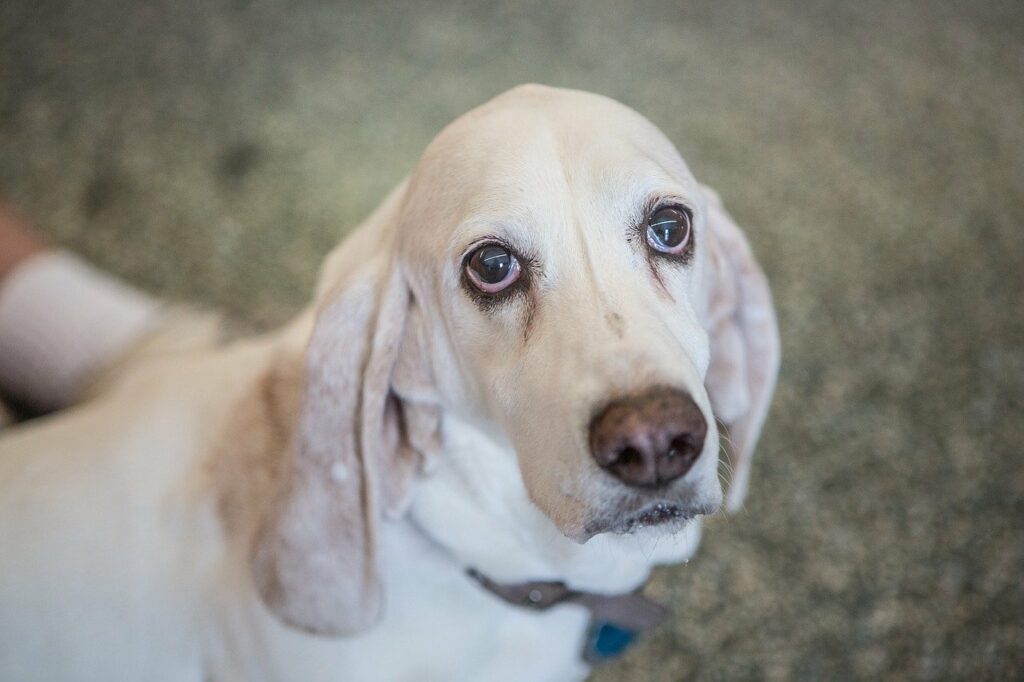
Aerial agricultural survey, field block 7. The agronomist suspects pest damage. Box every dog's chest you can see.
[214,522,592,682]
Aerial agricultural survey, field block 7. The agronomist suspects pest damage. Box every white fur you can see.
[0,85,778,681]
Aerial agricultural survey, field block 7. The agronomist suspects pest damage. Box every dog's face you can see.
[397,87,722,540]
[252,85,780,637]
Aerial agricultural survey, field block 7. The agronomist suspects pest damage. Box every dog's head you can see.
[251,85,780,636]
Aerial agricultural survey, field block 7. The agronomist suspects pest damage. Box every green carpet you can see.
[2,1,1022,678]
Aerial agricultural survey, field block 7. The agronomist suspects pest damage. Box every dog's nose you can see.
[589,387,708,488]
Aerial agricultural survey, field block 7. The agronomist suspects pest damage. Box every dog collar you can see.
[467,569,668,665]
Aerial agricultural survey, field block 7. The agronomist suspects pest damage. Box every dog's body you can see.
[0,330,641,681]
[0,85,778,681]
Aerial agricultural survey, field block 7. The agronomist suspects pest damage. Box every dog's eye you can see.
[646,207,692,255]
[465,243,522,294]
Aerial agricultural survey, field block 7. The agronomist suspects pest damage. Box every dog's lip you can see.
[635,502,692,526]
[581,499,720,539]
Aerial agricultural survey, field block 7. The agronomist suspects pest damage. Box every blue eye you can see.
[646,207,692,255]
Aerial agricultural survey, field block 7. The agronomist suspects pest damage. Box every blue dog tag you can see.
[586,620,637,661]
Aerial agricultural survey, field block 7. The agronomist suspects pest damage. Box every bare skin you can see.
[0,203,47,283]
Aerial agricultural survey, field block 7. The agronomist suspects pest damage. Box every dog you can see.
[0,84,780,681]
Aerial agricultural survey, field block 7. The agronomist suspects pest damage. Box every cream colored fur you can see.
[0,85,779,681]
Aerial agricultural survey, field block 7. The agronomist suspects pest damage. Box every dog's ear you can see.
[699,185,781,512]
[250,182,439,636]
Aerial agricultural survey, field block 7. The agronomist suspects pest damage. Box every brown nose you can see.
[589,387,708,488]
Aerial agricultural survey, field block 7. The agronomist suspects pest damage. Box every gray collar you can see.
[467,569,668,665]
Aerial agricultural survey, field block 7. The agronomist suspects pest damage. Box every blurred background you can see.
[2,0,1022,679]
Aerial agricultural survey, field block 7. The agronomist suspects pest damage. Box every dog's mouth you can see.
[582,499,719,539]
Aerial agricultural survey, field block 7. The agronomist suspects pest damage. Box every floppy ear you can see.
[699,185,781,512]
[250,183,439,636]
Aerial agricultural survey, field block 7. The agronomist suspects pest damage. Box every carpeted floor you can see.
[2,1,1022,679]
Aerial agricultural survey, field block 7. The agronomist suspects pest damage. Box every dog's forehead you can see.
[399,86,696,251]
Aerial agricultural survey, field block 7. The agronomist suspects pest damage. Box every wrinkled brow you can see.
[447,202,547,264]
